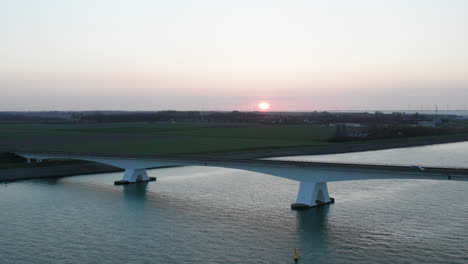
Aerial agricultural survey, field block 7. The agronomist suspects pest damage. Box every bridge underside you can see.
[112,167,335,209]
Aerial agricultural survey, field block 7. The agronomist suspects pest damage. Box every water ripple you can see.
[0,166,467,263]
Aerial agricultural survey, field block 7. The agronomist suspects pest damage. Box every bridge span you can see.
[15,151,468,209]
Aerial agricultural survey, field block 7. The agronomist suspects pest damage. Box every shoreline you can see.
[0,163,122,183]
[213,134,468,159]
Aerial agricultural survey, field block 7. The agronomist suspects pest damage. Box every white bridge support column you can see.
[291,182,335,210]
[114,168,156,185]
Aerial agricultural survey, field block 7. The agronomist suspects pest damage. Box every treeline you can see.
[0,113,65,123]
[0,110,445,125]
[71,111,434,124]
[79,111,274,123]
[331,123,468,142]
[364,124,468,139]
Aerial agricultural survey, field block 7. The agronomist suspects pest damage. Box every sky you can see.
[1,0,467,111]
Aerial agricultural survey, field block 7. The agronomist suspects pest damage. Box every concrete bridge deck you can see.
[11,150,468,178]
[9,150,468,209]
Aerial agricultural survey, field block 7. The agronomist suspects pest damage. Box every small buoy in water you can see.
[294,248,299,261]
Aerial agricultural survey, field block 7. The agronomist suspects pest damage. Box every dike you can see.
[0,163,122,183]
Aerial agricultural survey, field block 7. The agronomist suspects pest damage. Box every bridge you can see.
[14,151,468,209]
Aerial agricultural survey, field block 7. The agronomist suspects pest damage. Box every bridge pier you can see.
[291,182,334,210]
[114,168,156,185]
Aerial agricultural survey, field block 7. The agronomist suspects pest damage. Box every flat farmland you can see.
[0,122,336,155]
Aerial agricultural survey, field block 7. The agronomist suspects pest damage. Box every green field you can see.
[0,122,337,155]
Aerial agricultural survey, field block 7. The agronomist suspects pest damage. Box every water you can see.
[273,141,468,168]
[1,144,468,264]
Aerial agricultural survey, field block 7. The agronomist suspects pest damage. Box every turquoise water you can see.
[1,145,468,263]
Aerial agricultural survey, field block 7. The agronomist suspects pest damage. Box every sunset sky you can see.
[1,0,467,111]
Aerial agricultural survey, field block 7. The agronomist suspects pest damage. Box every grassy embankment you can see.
[0,152,88,169]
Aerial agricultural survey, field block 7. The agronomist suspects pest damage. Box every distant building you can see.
[329,123,363,128]
[303,119,320,124]
[347,132,369,138]
[416,121,438,127]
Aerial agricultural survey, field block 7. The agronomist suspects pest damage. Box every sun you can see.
[258,101,271,111]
